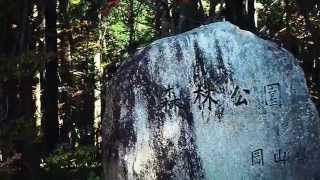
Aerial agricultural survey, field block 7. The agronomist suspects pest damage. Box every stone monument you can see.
[102,22,320,180]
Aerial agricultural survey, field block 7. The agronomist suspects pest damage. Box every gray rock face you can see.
[102,22,320,180]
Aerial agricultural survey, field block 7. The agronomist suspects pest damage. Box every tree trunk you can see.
[154,0,170,38]
[34,72,42,136]
[79,58,95,146]
[59,0,73,144]
[246,0,256,31]
[225,0,256,31]
[43,0,59,153]
[94,14,103,146]
[173,0,204,34]
[127,0,136,55]
[209,0,216,17]
[225,0,245,28]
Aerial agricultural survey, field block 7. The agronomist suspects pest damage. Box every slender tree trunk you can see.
[208,0,223,23]
[33,0,45,138]
[94,14,103,146]
[81,69,95,145]
[34,72,42,136]
[21,77,40,180]
[173,0,203,33]
[225,0,256,31]
[59,0,73,144]
[225,0,245,28]
[43,0,59,153]
[154,0,170,38]
[246,0,256,31]
[127,0,136,55]
[9,0,41,179]
[209,0,216,17]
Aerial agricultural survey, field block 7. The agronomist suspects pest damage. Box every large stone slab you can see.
[102,22,320,180]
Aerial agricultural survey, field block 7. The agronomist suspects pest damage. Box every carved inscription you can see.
[231,85,250,106]
[265,83,281,106]
[159,85,183,111]
[293,147,308,163]
[274,149,288,164]
[252,149,264,166]
[193,84,218,111]
[251,147,311,166]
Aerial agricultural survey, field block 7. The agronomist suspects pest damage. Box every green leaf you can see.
[70,0,81,5]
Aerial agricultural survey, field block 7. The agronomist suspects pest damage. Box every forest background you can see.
[0,0,319,179]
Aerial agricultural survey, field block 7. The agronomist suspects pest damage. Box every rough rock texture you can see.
[102,22,320,180]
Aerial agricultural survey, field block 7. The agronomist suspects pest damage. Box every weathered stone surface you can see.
[102,22,320,180]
